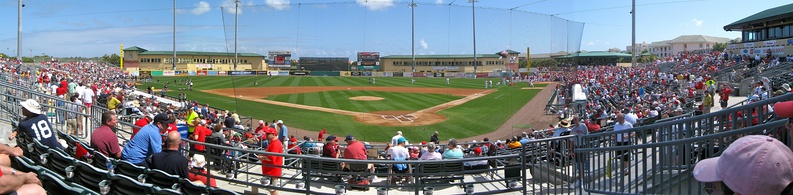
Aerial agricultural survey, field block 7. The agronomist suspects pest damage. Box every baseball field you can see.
[137,76,546,142]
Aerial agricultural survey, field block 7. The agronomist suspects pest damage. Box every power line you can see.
[550,0,705,16]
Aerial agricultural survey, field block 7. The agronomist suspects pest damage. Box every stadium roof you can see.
[669,35,730,44]
[139,51,265,57]
[556,52,632,59]
[382,54,502,59]
[724,3,793,31]
[123,46,264,57]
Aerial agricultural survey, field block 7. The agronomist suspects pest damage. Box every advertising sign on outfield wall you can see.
[371,72,384,77]
[403,72,413,77]
[382,72,392,77]
[740,46,785,56]
[340,71,351,77]
[207,71,218,76]
[218,71,227,76]
[362,72,372,77]
[163,70,175,76]
[197,71,207,76]
[229,71,255,75]
[174,71,187,76]
[188,71,196,76]
[393,72,403,77]
[351,72,361,76]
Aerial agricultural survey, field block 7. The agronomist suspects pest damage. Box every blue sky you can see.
[0,0,789,59]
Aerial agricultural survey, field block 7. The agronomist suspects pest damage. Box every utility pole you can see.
[470,0,478,73]
[18,0,23,62]
[234,0,240,71]
[173,0,177,70]
[410,0,416,73]
[631,0,636,67]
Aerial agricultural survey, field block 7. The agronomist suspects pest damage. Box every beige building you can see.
[625,42,649,54]
[381,50,521,72]
[122,46,267,71]
[648,35,730,58]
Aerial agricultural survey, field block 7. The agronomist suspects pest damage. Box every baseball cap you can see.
[289,137,297,142]
[693,135,793,195]
[397,137,407,144]
[20,99,42,115]
[326,135,336,141]
[263,127,277,135]
[344,135,354,141]
[276,120,284,124]
[774,101,793,118]
[474,147,482,154]
[153,113,174,124]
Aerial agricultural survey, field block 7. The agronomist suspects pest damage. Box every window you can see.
[684,44,687,49]
[699,43,703,48]
[706,44,710,48]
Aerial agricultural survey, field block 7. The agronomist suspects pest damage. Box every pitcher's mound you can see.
[349,96,384,101]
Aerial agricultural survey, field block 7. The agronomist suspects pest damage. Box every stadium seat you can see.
[57,131,77,156]
[29,139,51,165]
[145,169,180,189]
[114,160,148,180]
[110,174,157,195]
[154,187,183,195]
[48,148,76,178]
[39,170,99,195]
[179,178,208,195]
[11,156,43,174]
[74,160,111,193]
[207,187,239,195]
[90,150,113,171]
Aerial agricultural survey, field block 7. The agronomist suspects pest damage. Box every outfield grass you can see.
[138,76,546,142]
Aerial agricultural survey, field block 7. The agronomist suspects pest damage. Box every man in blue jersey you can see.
[10,99,62,149]
[121,113,172,167]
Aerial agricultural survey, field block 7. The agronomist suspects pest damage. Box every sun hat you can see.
[20,99,42,115]
[559,119,572,128]
[693,135,793,195]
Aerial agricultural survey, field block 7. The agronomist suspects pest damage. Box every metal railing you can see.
[0,79,93,139]
[576,92,793,194]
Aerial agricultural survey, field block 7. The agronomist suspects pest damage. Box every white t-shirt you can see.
[387,145,409,160]
[82,88,95,104]
[613,122,634,143]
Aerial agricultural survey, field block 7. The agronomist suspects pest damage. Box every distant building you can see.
[298,57,349,71]
[648,35,730,58]
[380,50,520,73]
[723,3,793,58]
[625,42,649,54]
[123,46,266,71]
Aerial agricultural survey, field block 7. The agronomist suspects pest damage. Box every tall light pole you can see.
[18,0,23,62]
[173,0,177,70]
[234,0,240,71]
[410,0,417,72]
[470,0,478,73]
[631,0,636,67]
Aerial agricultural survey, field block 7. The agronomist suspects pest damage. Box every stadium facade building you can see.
[297,57,349,71]
[724,3,793,57]
[122,46,267,71]
[648,35,731,58]
[380,50,521,73]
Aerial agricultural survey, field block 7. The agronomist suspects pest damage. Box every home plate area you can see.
[381,114,418,123]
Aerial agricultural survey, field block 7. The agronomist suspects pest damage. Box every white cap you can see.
[20,99,42,115]
[276,120,284,124]
[397,131,402,135]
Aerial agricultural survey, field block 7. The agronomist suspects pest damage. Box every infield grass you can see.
[138,76,546,142]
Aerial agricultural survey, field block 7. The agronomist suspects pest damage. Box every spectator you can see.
[387,137,409,183]
[286,137,302,155]
[429,131,439,144]
[186,108,199,135]
[223,113,234,129]
[506,137,522,149]
[442,138,464,159]
[90,111,122,159]
[693,135,793,195]
[187,155,217,187]
[191,119,212,157]
[322,135,340,158]
[106,93,121,112]
[65,95,82,136]
[209,124,227,145]
[122,113,171,167]
[11,99,62,149]
[343,135,371,171]
[612,113,634,175]
[587,117,601,133]
[391,131,406,146]
[149,131,189,178]
[257,127,283,195]
[419,142,442,160]
[276,120,288,144]
[0,164,45,194]
[463,147,488,169]
[132,113,153,138]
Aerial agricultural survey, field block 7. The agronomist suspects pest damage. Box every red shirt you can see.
[720,88,732,101]
[132,117,151,138]
[187,169,217,187]
[587,123,601,133]
[343,141,367,160]
[261,139,283,177]
[193,126,212,151]
[90,125,121,158]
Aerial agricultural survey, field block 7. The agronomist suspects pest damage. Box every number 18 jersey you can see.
[19,114,62,149]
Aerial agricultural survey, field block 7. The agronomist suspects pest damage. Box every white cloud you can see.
[267,0,291,10]
[420,38,428,49]
[436,0,444,4]
[587,41,594,46]
[691,18,703,26]
[356,0,395,11]
[221,1,242,14]
[191,1,211,15]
